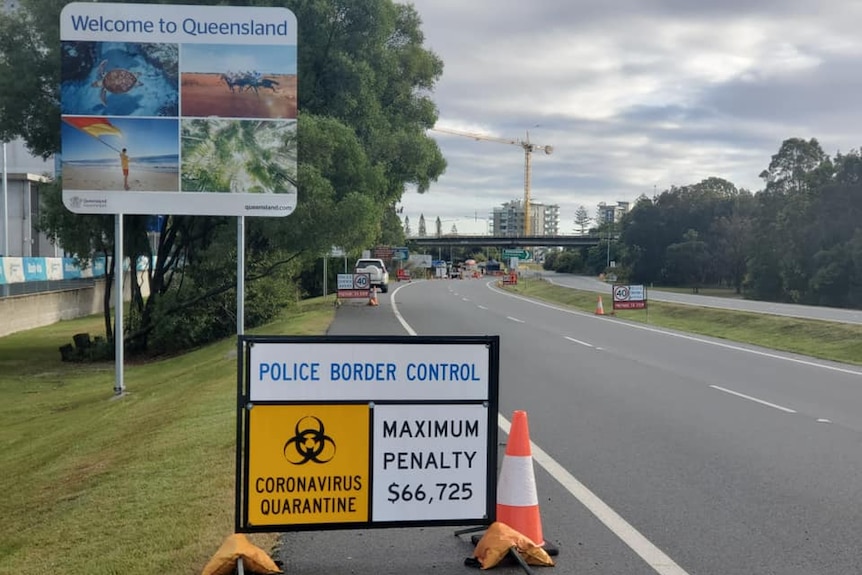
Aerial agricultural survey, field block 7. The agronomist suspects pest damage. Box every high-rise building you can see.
[597,201,630,225]
[491,199,560,236]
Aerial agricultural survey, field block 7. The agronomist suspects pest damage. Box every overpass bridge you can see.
[407,235,604,248]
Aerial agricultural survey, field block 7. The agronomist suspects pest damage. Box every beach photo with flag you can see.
[61,116,179,192]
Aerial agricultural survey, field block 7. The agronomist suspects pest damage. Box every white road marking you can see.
[486,282,862,378]
[709,385,797,413]
[391,284,690,575]
[390,283,418,336]
[499,414,691,575]
[478,305,488,310]
[506,316,525,323]
[462,297,470,301]
[817,418,832,424]
[565,336,594,348]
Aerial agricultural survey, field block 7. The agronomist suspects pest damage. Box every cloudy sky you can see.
[400,0,862,234]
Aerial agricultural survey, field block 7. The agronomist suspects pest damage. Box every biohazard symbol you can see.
[283,415,336,465]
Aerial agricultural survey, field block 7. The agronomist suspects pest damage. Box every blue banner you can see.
[22,257,48,281]
[92,257,106,277]
[63,258,82,279]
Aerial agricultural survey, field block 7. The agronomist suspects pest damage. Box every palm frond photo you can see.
[180,119,297,193]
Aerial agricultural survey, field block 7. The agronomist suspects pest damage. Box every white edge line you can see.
[391,282,418,336]
[486,281,862,377]
[506,316,525,323]
[709,385,797,413]
[565,336,594,348]
[499,414,691,575]
[390,283,689,575]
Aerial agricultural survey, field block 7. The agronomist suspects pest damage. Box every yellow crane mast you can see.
[430,126,554,236]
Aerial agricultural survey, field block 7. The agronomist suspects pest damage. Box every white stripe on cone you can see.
[497,455,539,507]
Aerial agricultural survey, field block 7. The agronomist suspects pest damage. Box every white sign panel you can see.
[59,3,297,216]
[372,404,488,521]
[336,274,354,290]
[249,342,490,402]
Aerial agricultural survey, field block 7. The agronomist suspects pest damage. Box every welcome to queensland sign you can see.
[59,3,297,216]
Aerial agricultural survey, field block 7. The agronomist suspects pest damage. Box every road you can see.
[540,271,862,325]
[278,278,862,574]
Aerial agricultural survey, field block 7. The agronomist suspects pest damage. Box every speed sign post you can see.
[235,335,500,533]
[612,284,647,310]
[336,272,370,299]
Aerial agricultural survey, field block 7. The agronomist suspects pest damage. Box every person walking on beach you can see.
[120,148,130,190]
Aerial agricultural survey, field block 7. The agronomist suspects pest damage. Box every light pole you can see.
[606,221,612,270]
[2,141,7,258]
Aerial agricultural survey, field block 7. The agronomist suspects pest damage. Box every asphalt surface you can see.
[276,278,862,574]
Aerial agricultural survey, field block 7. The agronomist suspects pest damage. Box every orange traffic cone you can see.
[595,295,605,315]
[368,286,379,306]
[496,410,544,546]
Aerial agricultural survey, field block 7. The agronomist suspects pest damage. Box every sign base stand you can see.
[455,526,560,557]
[462,543,558,574]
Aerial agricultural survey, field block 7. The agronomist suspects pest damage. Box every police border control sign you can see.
[235,335,500,532]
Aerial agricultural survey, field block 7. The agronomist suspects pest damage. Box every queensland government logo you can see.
[283,415,336,465]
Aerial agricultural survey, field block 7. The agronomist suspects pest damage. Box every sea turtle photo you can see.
[91,60,143,105]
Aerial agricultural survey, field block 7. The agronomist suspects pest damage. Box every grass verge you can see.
[0,299,334,575]
[506,277,862,366]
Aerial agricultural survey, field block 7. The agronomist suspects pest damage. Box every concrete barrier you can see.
[0,272,150,338]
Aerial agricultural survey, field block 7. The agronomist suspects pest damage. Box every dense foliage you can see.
[546,138,862,308]
[1,0,446,353]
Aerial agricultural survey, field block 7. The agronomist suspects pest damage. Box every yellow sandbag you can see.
[473,521,555,569]
[201,533,281,575]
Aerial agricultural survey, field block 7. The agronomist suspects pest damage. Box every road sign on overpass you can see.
[502,249,530,260]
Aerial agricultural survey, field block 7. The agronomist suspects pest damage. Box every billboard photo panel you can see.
[59,2,297,216]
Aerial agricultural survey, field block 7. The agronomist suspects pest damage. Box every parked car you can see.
[354,258,390,293]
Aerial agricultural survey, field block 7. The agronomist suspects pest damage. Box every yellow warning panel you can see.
[246,404,370,526]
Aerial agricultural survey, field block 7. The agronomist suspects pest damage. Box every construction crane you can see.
[430,126,553,236]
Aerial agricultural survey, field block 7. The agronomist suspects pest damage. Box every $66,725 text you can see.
[387,482,473,503]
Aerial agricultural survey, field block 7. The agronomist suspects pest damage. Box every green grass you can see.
[507,277,862,365]
[0,299,334,575]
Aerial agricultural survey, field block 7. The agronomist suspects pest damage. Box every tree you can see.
[710,194,755,293]
[418,214,426,237]
[759,138,828,196]
[749,138,833,302]
[0,0,62,157]
[664,229,709,291]
[574,205,591,235]
[435,216,442,238]
[450,223,458,235]
[403,215,411,237]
